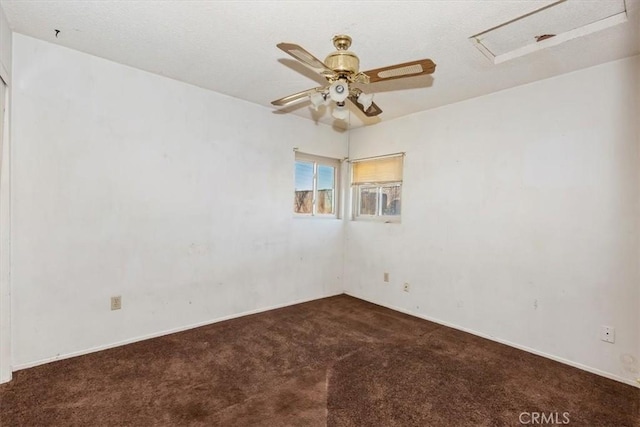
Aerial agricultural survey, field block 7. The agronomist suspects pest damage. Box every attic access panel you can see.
[470,0,628,64]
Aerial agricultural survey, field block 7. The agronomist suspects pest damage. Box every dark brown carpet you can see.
[0,295,638,426]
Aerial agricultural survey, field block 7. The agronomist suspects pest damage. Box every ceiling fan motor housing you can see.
[325,34,359,77]
[325,51,359,76]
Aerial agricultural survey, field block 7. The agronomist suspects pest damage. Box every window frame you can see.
[351,154,404,223]
[294,151,341,219]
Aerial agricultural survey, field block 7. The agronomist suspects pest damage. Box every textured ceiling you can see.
[1,0,639,129]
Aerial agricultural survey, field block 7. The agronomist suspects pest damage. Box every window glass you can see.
[294,153,340,217]
[317,165,335,214]
[381,185,401,216]
[359,187,378,216]
[294,161,314,214]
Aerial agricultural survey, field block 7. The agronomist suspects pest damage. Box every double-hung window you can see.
[351,154,403,221]
[294,152,340,217]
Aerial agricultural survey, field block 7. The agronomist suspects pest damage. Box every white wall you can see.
[0,4,11,383]
[346,55,640,386]
[11,34,347,368]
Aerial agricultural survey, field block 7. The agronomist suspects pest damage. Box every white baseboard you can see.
[344,292,640,389]
[12,292,343,372]
[0,372,11,384]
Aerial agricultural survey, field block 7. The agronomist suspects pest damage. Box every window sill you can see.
[293,214,341,220]
[352,216,401,224]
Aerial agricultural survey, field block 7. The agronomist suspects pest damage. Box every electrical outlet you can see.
[384,272,389,283]
[600,326,615,343]
[403,283,410,292]
[111,296,122,311]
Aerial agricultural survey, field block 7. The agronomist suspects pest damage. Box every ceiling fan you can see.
[271,34,436,120]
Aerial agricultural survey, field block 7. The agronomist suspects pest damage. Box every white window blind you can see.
[352,155,403,185]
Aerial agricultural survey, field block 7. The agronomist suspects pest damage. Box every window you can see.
[351,154,403,221]
[294,152,340,217]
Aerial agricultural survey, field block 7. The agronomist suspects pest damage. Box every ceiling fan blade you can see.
[348,95,383,117]
[271,87,323,107]
[363,59,436,83]
[277,43,334,76]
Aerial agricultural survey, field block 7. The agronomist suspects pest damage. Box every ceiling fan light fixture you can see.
[357,92,374,111]
[309,91,328,111]
[332,104,349,121]
[329,80,349,103]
